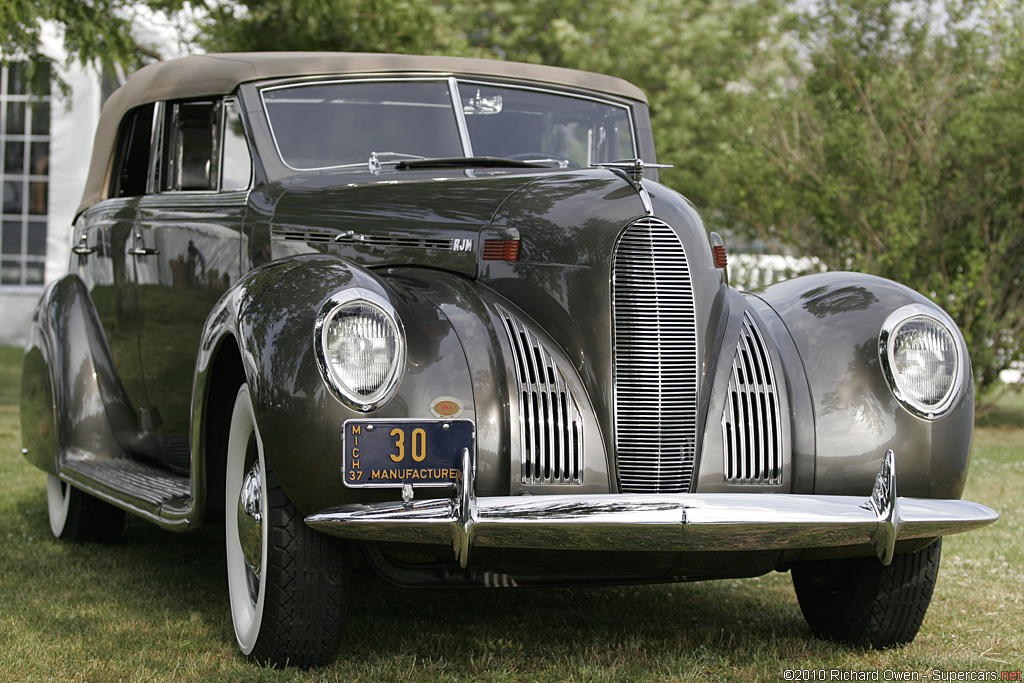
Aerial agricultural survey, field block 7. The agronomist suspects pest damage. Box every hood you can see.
[476,171,723,466]
[267,168,549,277]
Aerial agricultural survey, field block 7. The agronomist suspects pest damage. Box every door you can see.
[130,97,253,470]
[72,102,155,448]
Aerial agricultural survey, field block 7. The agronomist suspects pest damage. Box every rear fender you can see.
[20,275,136,475]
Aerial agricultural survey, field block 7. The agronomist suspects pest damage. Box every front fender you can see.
[754,272,973,500]
[193,255,479,516]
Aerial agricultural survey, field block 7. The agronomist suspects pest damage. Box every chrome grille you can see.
[612,217,698,493]
[496,306,583,485]
[723,312,783,485]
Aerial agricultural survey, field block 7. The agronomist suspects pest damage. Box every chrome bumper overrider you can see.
[305,451,997,568]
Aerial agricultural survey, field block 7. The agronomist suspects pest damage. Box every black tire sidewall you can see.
[792,539,942,648]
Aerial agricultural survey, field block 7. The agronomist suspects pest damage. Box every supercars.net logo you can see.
[783,670,1023,682]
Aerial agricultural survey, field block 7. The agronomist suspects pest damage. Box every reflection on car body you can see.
[19,52,996,668]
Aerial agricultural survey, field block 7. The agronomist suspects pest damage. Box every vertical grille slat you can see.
[723,312,783,485]
[612,218,699,494]
[497,306,583,486]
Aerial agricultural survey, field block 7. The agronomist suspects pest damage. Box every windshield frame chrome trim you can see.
[258,75,639,172]
[449,77,475,157]
[455,77,638,162]
[260,76,458,172]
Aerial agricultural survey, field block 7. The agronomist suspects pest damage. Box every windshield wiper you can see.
[368,151,427,173]
[395,156,547,170]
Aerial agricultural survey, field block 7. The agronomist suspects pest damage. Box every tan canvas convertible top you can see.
[78,52,649,216]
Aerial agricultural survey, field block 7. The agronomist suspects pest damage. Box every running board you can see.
[60,454,194,529]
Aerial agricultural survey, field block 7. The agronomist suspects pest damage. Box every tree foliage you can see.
[196,0,797,207]
[457,0,799,210]
[718,0,1024,398]
[197,0,473,55]
[1,0,191,92]
[7,0,1022,399]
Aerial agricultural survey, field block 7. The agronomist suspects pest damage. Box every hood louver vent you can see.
[272,227,335,243]
[612,217,698,494]
[723,312,783,485]
[272,226,454,250]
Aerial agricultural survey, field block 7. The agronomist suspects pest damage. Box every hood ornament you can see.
[596,158,672,183]
[595,159,673,215]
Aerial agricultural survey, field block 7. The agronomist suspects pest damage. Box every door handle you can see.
[129,231,159,257]
[72,235,97,257]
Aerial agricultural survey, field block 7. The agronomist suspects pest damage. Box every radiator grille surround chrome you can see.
[496,306,583,485]
[723,312,783,485]
[612,217,698,493]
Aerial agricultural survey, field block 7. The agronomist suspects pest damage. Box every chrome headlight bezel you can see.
[878,303,964,420]
[313,288,406,412]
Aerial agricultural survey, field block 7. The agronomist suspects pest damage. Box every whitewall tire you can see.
[46,473,125,543]
[223,382,349,667]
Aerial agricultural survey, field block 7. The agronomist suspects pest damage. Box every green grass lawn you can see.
[0,345,1020,682]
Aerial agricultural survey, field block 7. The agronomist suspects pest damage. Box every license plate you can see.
[342,419,473,488]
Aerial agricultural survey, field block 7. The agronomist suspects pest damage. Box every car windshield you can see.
[261,78,636,171]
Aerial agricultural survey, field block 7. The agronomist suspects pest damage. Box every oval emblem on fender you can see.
[430,396,464,418]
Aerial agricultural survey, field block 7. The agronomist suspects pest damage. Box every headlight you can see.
[879,304,963,419]
[314,290,405,411]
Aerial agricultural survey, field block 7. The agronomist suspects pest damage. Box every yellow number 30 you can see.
[389,428,427,462]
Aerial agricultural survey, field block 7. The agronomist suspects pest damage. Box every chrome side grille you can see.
[335,234,454,250]
[723,312,783,485]
[612,217,698,493]
[272,227,337,243]
[496,306,583,485]
[272,226,453,250]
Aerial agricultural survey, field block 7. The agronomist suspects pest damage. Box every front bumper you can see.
[305,451,997,568]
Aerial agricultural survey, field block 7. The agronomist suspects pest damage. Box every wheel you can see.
[47,474,125,542]
[224,383,348,668]
[792,539,942,648]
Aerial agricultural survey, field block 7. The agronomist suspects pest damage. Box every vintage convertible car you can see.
[20,52,997,667]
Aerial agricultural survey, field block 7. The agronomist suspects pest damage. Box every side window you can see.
[109,104,154,198]
[163,100,217,191]
[161,98,252,192]
[221,100,252,191]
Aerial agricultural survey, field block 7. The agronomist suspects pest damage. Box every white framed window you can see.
[0,63,50,289]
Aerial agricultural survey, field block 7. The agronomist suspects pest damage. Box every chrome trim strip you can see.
[146,101,165,195]
[305,450,997,564]
[449,77,474,157]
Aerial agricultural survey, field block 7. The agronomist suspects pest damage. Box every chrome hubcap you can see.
[236,459,263,604]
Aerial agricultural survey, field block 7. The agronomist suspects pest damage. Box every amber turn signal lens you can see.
[712,245,728,269]
[483,240,520,261]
